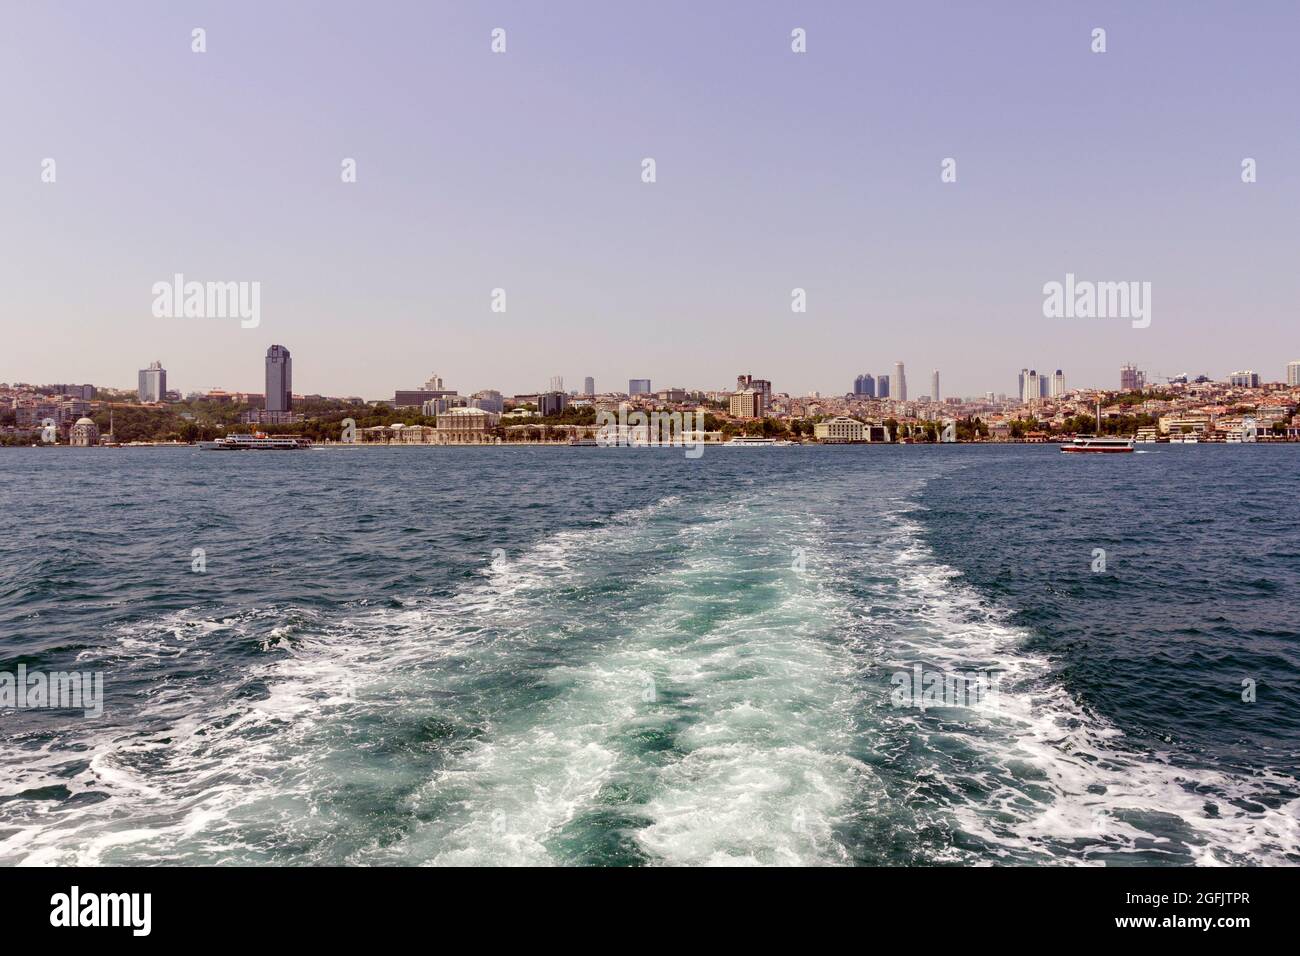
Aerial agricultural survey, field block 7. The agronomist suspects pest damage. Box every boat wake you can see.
[2,480,1296,866]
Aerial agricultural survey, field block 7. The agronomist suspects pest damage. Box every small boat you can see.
[204,432,312,450]
[568,438,599,446]
[1060,436,1135,453]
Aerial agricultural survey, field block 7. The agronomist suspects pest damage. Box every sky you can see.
[2,1,1298,399]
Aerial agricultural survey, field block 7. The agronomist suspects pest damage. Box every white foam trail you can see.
[0,495,690,866]
[875,509,1300,865]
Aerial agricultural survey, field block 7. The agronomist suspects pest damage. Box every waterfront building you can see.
[394,424,437,444]
[435,407,499,443]
[138,361,166,403]
[814,416,865,442]
[729,389,764,419]
[1159,414,1210,435]
[265,346,292,412]
[69,416,99,447]
[628,379,652,395]
[893,362,907,402]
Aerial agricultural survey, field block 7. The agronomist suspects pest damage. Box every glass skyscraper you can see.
[265,345,292,412]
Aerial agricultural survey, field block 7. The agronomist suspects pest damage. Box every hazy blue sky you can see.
[3,1,1298,398]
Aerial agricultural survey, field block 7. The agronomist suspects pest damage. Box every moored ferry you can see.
[202,432,312,450]
[1060,435,1135,454]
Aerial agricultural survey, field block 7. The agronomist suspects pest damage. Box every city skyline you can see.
[19,350,1300,403]
[3,3,1299,397]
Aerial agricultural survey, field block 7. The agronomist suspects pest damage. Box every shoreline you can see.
[6,439,1299,450]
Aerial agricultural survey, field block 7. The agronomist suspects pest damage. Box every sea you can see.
[1,444,1297,866]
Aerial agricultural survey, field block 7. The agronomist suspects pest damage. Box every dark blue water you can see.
[1,445,1296,864]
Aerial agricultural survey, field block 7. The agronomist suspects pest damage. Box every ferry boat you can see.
[568,438,599,446]
[724,436,779,447]
[202,432,312,450]
[1061,401,1134,453]
[1060,436,1135,454]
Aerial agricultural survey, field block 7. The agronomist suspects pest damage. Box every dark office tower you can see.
[853,374,864,395]
[265,345,292,412]
[861,373,875,397]
[878,374,890,398]
[584,376,595,396]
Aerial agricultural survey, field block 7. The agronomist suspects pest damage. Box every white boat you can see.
[1060,436,1135,454]
[1183,434,1199,444]
[724,436,778,447]
[1061,401,1134,453]
[203,432,312,450]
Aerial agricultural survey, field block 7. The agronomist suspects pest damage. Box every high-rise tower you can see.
[265,345,292,412]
